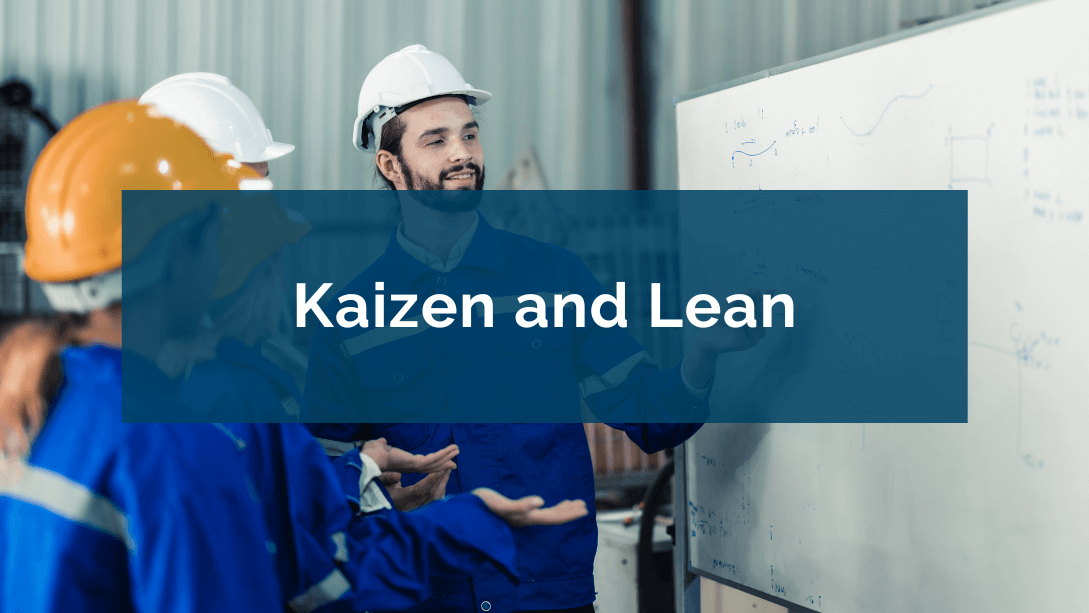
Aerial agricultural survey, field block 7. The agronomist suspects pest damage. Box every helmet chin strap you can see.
[39,269,124,315]
[366,105,400,151]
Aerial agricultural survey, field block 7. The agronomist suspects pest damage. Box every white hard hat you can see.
[139,72,295,163]
[354,44,491,151]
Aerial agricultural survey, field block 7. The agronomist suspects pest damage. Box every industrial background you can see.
[0,1,1012,610]
[0,0,1003,484]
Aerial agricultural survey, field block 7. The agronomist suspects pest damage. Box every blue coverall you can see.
[304,214,708,612]
[0,345,281,612]
[179,338,522,612]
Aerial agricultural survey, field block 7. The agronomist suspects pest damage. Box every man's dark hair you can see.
[374,114,407,190]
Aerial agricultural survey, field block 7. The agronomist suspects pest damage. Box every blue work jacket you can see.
[0,346,281,612]
[182,338,301,421]
[179,340,520,612]
[304,214,707,612]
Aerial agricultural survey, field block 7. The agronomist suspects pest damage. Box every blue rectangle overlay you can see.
[121,190,967,424]
[681,190,967,423]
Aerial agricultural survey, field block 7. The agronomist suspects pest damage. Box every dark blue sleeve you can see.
[270,425,360,612]
[329,448,395,516]
[239,424,498,613]
[302,323,369,509]
[565,251,711,425]
[117,424,282,613]
[302,324,366,435]
[288,438,516,611]
[341,494,518,610]
[604,422,704,454]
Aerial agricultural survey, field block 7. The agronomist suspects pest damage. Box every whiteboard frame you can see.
[678,438,824,613]
[674,0,1051,609]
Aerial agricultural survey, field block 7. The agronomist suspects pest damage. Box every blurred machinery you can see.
[0,78,57,316]
[486,147,564,243]
[593,458,677,613]
[594,507,673,613]
[0,80,32,314]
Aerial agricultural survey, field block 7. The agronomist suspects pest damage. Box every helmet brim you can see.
[354,88,492,152]
[259,141,296,161]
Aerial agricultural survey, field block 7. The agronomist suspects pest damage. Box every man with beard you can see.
[304,45,766,613]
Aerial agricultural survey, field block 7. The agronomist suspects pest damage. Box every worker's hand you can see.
[692,322,766,356]
[381,469,451,512]
[691,288,768,355]
[682,288,768,390]
[361,438,459,474]
[0,321,61,461]
[472,488,589,528]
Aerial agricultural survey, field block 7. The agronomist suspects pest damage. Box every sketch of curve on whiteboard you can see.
[731,140,777,167]
[839,84,933,137]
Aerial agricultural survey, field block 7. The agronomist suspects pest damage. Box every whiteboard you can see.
[676,1,1089,612]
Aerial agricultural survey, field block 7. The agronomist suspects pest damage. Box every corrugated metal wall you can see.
[1,0,1005,479]
[649,0,998,189]
[3,0,1007,190]
[0,0,633,191]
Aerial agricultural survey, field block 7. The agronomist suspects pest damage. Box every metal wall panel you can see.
[1,0,631,191]
[1,0,635,321]
[2,0,1005,190]
[0,0,1005,481]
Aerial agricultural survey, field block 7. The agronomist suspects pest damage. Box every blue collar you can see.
[384,212,507,282]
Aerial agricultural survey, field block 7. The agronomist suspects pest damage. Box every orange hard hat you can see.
[23,100,263,285]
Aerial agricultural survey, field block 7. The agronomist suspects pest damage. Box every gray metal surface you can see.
[0,0,633,190]
[673,0,1040,104]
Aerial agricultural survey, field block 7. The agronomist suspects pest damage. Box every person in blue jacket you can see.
[129,74,589,610]
[0,101,283,612]
[174,200,588,611]
[305,45,767,612]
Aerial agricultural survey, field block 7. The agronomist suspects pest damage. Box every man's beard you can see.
[401,158,485,212]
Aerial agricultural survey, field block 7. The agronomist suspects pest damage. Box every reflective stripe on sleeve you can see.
[288,569,352,613]
[314,438,359,457]
[0,461,134,551]
[212,423,247,451]
[282,397,301,418]
[331,531,348,563]
[578,350,655,397]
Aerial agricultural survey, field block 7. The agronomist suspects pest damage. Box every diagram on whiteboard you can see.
[730,139,776,167]
[947,126,993,187]
[970,300,1060,470]
[724,107,821,169]
[839,84,933,137]
[676,2,1089,611]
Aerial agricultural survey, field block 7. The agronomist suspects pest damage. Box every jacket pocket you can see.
[354,337,433,389]
[350,333,438,422]
[496,322,579,417]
